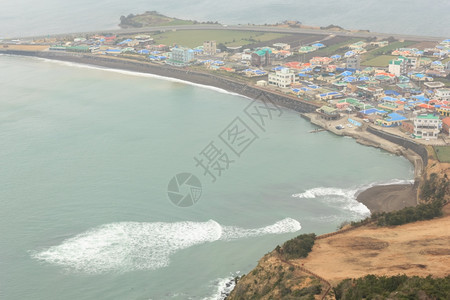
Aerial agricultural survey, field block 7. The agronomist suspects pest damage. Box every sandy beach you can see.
[357,184,417,213]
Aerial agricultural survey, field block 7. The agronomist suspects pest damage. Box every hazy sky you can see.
[1,0,449,37]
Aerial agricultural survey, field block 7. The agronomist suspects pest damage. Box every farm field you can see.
[151,30,289,48]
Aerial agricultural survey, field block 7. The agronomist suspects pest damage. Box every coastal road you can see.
[14,24,446,43]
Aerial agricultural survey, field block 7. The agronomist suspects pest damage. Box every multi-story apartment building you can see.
[413,114,441,139]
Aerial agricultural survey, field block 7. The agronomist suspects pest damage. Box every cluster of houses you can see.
[50,34,219,65]
[233,38,450,140]
[49,34,155,54]
[47,33,450,140]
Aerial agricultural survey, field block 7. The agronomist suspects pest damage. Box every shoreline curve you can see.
[1,50,426,214]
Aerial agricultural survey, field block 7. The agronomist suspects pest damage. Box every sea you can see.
[0,1,440,299]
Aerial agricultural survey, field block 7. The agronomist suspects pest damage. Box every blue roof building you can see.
[377,112,407,127]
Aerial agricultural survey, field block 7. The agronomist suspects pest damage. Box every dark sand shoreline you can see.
[356,184,417,214]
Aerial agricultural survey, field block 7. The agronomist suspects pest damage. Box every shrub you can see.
[292,284,322,297]
[282,233,316,260]
[376,199,443,226]
[420,173,449,202]
[334,274,450,300]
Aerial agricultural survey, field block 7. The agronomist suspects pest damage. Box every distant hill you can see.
[119,11,218,28]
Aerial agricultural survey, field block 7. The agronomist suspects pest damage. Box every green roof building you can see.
[413,114,441,139]
[251,48,272,67]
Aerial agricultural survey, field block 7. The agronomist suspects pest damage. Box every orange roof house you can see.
[442,117,450,135]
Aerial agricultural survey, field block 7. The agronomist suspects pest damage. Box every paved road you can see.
[15,24,446,42]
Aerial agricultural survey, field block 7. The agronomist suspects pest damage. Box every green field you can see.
[362,41,415,61]
[142,18,195,26]
[151,30,288,48]
[311,38,361,57]
[434,146,450,163]
[362,55,397,67]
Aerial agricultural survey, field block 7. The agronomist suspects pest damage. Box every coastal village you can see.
[4,25,449,151]
[1,14,450,300]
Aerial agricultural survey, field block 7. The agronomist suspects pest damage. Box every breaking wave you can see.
[292,179,414,217]
[203,275,239,300]
[32,218,300,274]
[293,186,369,216]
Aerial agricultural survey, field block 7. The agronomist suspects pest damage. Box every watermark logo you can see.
[167,91,283,207]
[167,173,202,207]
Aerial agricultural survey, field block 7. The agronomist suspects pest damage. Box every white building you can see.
[203,40,216,55]
[346,55,360,70]
[256,80,268,87]
[436,88,450,100]
[272,43,290,50]
[413,114,441,139]
[241,53,252,61]
[268,68,297,88]
[166,47,195,66]
[388,56,408,76]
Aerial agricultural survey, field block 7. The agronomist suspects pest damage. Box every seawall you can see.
[367,126,428,167]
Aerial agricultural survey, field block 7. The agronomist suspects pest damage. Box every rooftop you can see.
[318,106,338,114]
[416,114,439,119]
[386,112,407,122]
[442,117,450,126]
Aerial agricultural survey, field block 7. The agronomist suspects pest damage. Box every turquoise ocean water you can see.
[0,55,413,299]
[0,1,439,299]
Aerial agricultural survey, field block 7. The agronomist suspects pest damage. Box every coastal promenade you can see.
[11,24,446,42]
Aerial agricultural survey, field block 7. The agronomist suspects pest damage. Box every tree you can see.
[217,43,228,53]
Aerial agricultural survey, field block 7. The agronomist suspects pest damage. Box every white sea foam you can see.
[203,276,237,300]
[220,218,301,241]
[293,186,369,216]
[292,179,414,217]
[293,187,357,200]
[32,218,300,274]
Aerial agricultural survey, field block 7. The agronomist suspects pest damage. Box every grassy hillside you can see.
[434,146,450,163]
[361,55,396,67]
[119,11,197,28]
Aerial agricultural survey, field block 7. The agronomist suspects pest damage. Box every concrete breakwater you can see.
[367,126,428,167]
[1,50,320,114]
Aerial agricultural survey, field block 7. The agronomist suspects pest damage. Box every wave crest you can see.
[292,179,414,217]
[32,218,300,273]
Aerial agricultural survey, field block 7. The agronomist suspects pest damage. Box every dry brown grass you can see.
[299,204,450,284]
